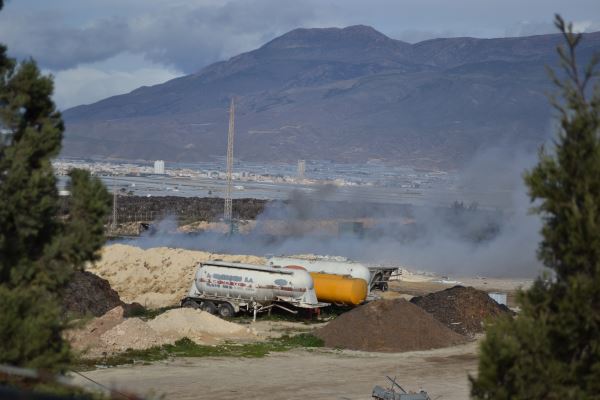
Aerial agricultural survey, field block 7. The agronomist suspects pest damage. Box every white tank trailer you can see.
[181,261,326,318]
[267,256,397,292]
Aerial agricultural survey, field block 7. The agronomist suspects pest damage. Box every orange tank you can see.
[309,272,367,306]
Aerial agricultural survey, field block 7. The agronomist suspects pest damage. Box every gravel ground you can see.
[70,341,479,400]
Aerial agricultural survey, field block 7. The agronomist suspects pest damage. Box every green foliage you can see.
[75,334,324,370]
[62,169,111,266]
[471,15,600,399]
[0,286,71,370]
[0,59,64,289]
[0,23,110,371]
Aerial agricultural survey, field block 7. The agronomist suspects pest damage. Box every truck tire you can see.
[182,299,200,309]
[201,301,217,314]
[218,302,236,318]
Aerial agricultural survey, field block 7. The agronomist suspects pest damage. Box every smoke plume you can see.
[126,146,545,278]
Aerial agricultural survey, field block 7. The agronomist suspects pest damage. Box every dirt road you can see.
[71,342,478,400]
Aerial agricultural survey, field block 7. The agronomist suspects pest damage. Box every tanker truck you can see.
[267,256,396,292]
[181,261,327,318]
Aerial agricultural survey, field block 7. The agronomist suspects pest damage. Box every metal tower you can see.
[224,98,235,223]
[111,184,117,230]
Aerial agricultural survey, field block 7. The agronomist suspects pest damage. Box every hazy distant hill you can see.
[62,25,600,168]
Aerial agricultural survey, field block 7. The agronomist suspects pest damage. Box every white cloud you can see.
[2,0,599,108]
[50,54,181,109]
[0,0,318,73]
[506,19,600,37]
[572,20,600,33]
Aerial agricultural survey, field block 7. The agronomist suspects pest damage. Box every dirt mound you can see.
[100,318,168,353]
[67,306,126,355]
[88,244,265,308]
[410,286,512,336]
[68,306,256,357]
[62,271,124,317]
[147,308,253,343]
[315,299,468,352]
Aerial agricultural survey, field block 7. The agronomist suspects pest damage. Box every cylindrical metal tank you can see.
[309,272,368,306]
[187,261,319,307]
[268,256,372,289]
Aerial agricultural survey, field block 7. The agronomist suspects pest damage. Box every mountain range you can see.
[62,25,600,168]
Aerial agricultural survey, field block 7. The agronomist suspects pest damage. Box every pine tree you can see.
[0,4,111,370]
[471,15,600,398]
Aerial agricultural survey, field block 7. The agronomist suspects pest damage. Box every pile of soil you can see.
[315,299,468,352]
[410,285,513,336]
[100,318,168,353]
[68,306,255,357]
[147,308,251,342]
[62,271,124,317]
[67,305,127,356]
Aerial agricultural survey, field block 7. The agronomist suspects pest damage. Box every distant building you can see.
[297,160,306,179]
[154,160,165,174]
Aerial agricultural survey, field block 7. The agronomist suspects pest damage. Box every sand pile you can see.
[68,307,255,357]
[315,299,468,352]
[410,286,513,337]
[87,244,265,308]
[147,308,252,343]
[101,318,168,353]
[67,306,127,356]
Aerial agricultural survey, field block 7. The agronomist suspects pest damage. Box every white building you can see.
[297,159,306,179]
[154,160,165,174]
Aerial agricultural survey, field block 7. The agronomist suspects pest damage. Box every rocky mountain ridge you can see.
[62,25,600,168]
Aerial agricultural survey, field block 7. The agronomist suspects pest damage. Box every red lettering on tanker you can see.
[201,277,255,291]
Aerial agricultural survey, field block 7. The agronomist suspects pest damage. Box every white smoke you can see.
[125,146,545,278]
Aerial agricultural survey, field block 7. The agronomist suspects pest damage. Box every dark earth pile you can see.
[410,285,513,336]
[315,299,468,352]
[62,271,124,317]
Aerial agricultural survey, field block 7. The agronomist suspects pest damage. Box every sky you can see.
[1,0,599,110]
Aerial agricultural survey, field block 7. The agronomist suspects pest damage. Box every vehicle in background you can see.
[267,256,398,292]
[284,265,368,306]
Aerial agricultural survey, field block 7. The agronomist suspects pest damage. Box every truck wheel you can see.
[201,301,217,314]
[218,302,236,318]
[182,299,199,309]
